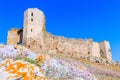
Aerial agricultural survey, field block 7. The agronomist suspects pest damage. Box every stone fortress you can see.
[7,8,112,61]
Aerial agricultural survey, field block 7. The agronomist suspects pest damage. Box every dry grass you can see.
[77,58,120,71]
[49,53,120,80]
[96,75,120,80]
[76,57,120,72]
[49,53,120,72]
[75,57,120,79]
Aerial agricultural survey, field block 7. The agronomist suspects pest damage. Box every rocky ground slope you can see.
[0,44,119,80]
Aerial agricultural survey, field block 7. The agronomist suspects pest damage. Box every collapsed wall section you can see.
[45,33,93,58]
[7,28,22,45]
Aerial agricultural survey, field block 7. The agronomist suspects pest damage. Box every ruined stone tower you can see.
[7,8,112,61]
[23,8,46,52]
[99,41,112,60]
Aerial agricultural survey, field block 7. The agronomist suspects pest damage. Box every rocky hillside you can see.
[0,44,119,80]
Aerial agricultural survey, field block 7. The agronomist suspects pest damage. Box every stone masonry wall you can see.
[22,8,46,53]
[92,42,100,58]
[7,28,21,45]
[45,34,112,60]
[99,41,112,61]
[45,32,93,58]
[7,8,112,61]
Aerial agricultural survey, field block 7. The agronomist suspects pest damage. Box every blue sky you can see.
[0,0,120,61]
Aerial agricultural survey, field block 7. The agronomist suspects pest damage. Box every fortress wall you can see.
[92,42,100,57]
[99,41,112,61]
[7,8,112,60]
[22,32,46,53]
[7,28,21,45]
[23,38,43,53]
[45,32,93,58]
[105,41,112,61]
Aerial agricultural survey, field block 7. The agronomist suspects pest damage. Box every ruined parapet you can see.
[23,8,46,52]
[92,42,100,58]
[99,41,112,61]
[7,28,22,45]
[45,32,93,58]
